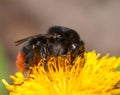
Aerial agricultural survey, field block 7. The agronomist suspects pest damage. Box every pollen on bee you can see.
[16,52,26,72]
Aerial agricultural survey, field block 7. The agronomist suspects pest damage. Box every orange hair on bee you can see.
[16,52,25,72]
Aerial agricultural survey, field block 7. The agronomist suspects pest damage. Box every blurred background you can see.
[0,0,120,94]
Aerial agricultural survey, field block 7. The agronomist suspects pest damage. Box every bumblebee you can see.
[15,26,85,72]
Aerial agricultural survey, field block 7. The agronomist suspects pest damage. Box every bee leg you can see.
[74,40,85,58]
[24,50,34,70]
[71,46,85,65]
[77,45,85,58]
[41,45,48,71]
[75,45,85,67]
[43,59,48,71]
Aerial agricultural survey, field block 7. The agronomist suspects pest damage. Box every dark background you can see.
[0,0,120,74]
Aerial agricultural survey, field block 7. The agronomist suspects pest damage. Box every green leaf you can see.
[0,42,9,95]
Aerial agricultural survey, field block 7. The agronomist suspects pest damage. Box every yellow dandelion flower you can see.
[2,51,120,95]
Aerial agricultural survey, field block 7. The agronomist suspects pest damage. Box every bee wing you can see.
[15,37,30,46]
[14,33,53,46]
[15,34,44,46]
